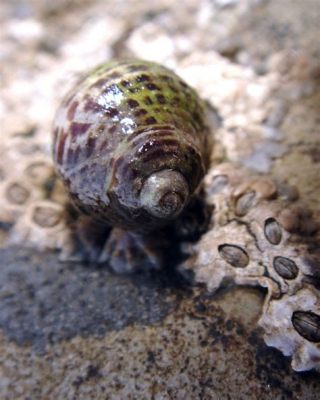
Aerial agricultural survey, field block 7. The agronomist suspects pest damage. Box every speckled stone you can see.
[1,0,320,397]
[1,248,320,399]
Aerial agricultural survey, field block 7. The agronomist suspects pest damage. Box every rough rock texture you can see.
[180,163,320,371]
[1,0,320,398]
[2,248,320,399]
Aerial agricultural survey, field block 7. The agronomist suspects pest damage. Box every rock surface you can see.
[0,0,320,398]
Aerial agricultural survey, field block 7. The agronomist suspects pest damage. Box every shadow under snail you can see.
[52,59,213,272]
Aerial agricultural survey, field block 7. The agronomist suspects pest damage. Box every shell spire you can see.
[140,169,189,219]
[53,59,211,231]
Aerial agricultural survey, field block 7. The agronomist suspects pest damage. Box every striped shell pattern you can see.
[53,60,211,231]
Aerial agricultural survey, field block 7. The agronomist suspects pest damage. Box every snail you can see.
[52,59,213,272]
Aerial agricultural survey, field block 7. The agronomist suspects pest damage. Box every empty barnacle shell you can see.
[9,200,68,250]
[218,244,249,268]
[273,256,299,280]
[206,174,229,196]
[292,310,320,342]
[5,182,30,205]
[264,217,282,245]
[259,288,320,372]
[235,191,256,216]
[32,204,63,228]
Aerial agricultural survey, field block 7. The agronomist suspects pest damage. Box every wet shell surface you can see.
[52,60,211,232]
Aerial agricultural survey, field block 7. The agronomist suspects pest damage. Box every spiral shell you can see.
[53,60,211,231]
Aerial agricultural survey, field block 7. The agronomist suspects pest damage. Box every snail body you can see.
[53,60,211,233]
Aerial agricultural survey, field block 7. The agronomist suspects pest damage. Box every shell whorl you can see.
[53,60,210,231]
[140,170,189,219]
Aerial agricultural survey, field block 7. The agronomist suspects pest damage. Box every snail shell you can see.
[53,60,211,232]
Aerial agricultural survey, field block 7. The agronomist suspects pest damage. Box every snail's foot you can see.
[173,192,213,242]
[98,227,167,274]
[59,211,110,263]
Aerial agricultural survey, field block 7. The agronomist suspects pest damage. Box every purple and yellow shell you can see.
[52,60,211,232]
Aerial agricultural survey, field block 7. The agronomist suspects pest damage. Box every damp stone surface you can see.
[1,0,320,398]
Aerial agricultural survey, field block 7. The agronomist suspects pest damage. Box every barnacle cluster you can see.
[180,163,320,371]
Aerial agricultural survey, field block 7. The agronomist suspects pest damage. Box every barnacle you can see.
[179,162,320,371]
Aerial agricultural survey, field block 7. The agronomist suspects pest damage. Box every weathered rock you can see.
[1,0,320,397]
